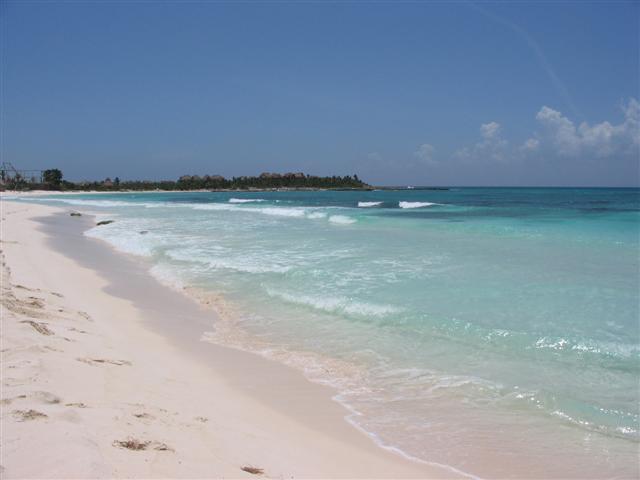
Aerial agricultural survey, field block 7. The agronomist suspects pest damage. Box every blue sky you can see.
[2,1,638,186]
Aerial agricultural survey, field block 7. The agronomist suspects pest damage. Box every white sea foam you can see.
[307,211,328,219]
[40,198,138,208]
[398,201,438,209]
[255,207,306,218]
[165,246,292,274]
[228,198,265,203]
[189,203,237,211]
[206,258,291,274]
[85,222,157,257]
[265,289,400,317]
[149,263,187,290]
[358,201,382,207]
[329,215,356,224]
[27,197,183,210]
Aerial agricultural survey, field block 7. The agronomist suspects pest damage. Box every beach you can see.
[4,1,638,476]
[0,199,448,479]
[2,189,638,479]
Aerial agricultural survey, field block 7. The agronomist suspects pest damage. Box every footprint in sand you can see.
[77,311,93,321]
[31,391,62,405]
[0,395,26,405]
[132,412,155,423]
[5,391,62,405]
[133,412,154,418]
[26,297,45,309]
[68,327,89,334]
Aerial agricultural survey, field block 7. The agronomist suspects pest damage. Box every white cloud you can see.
[455,121,508,161]
[535,98,640,157]
[481,121,501,140]
[452,98,639,164]
[522,138,540,151]
[414,143,436,166]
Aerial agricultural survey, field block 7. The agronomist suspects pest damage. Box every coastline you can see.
[0,199,453,478]
[1,186,375,195]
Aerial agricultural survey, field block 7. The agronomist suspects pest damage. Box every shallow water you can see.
[15,188,640,478]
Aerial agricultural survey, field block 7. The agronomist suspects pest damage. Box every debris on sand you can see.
[77,357,132,366]
[20,320,53,335]
[112,438,173,452]
[12,409,48,421]
[113,438,150,451]
[241,466,264,475]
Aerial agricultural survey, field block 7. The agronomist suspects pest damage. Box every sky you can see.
[2,1,639,186]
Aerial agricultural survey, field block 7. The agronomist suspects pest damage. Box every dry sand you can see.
[0,200,454,479]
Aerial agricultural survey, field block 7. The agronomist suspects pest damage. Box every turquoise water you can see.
[16,188,640,478]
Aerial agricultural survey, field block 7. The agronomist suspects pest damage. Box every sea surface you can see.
[14,188,640,478]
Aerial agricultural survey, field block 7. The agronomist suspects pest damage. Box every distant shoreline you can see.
[1,186,456,195]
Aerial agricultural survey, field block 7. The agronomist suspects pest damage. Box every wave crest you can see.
[399,201,438,209]
[329,215,356,224]
[229,198,265,203]
[265,288,401,317]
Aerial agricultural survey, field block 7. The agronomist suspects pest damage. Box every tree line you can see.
[2,169,370,191]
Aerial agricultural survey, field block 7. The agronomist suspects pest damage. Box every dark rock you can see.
[70,212,82,217]
[96,220,114,226]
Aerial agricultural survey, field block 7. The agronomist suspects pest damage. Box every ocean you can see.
[15,188,640,478]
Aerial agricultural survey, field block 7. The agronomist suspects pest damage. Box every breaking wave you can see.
[265,288,401,318]
[229,198,266,203]
[329,215,356,224]
[399,201,438,209]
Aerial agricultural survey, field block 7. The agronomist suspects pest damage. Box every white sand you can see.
[0,200,452,479]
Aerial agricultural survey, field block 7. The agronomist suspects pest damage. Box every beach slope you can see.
[0,200,444,479]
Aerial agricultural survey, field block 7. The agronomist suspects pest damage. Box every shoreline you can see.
[1,199,453,478]
[1,187,376,195]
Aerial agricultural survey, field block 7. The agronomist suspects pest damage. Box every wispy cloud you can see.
[455,121,509,162]
[414,143,436,166]
[470,3,580,119]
